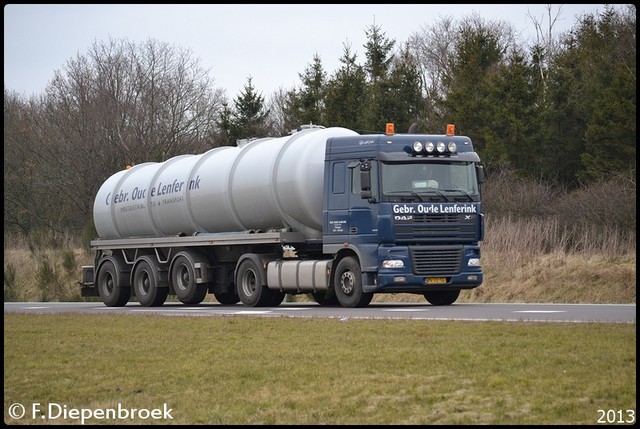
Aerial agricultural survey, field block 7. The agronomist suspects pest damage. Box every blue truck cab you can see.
[323,124,485,307]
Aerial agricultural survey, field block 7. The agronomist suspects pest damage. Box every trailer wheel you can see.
[133,259,168,307]
[235,258,275,307]
[171,254,208,305]
[334,256,372,308]
[424,290,460,306]
[97,259,130,307]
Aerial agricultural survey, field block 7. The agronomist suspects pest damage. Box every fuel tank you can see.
[93,126,358,240]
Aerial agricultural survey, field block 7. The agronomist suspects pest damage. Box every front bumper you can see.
[364,245,483,293]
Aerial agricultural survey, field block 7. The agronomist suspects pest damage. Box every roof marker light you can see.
[446,124,455,136]
[386,123,395,135]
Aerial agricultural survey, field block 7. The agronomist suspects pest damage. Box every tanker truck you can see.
[80,123,485,308]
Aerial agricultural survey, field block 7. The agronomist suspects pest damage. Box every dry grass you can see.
[3,246,91,303]
[466,251,636,304]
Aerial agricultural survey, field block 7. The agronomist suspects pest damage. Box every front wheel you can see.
[334,256,372,308]
[310,290,339,306]
[267,291,286,306]
[424,290,460,306]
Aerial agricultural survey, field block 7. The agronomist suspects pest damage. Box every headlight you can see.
[436,141,446,153]
[448,142,457,153]
[468,258,480,267]
[382,260,405,269]
[412,141,423,153]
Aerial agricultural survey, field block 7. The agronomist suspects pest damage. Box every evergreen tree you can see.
[361,24,396,132]
[297,53,327,126]
[437,17,510,172]
[324,43,368,131]
[537,5,636,185]
[489,46,542,176]
[565,6,634,182]
[279,53,327,130]
[231,76,270,143]
[364,23,395,85]
[385,43,424,133]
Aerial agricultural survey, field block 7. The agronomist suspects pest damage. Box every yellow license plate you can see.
[426,277,447,284]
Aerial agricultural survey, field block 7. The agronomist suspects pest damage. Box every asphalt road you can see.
[4,301,636,323]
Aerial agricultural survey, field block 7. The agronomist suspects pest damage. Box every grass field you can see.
[3,313,636,425]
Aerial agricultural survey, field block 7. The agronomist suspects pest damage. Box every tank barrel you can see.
[93,127,358,239]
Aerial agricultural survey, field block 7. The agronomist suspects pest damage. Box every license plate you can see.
[426,277,447,284]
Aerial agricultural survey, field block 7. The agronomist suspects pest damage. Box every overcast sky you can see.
[4,4,610,99]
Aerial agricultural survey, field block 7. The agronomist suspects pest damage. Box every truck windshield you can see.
[380,161,480,202]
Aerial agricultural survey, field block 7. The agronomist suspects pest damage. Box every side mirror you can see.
[360,161,372,199]
[476,164,485,185]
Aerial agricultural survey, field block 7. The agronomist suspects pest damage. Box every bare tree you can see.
[8,37,226,234]
[265,86,294,136]
[407,16,457,101]
[527,4,565,101]
[4,89,55,234]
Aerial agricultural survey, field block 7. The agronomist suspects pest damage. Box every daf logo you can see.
[394,215,413,221]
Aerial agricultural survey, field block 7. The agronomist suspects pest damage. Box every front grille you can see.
[394,213,477,242]
[410,246,463,275]
[411,213,460,223]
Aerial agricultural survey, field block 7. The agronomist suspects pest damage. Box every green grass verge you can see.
[4,313,636,425]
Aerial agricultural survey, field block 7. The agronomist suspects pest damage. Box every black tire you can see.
[235,258,274,307]
[133,259,168,307]
[310,290,339,306]
[358,291,374,307]
[267,290,286,307]
[334,256,372,308]
[171,255,208,305]
[424,290,460,306]
[213,289,240,305]
[97,259,130,307]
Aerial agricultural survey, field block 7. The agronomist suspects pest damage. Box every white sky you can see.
[4,4,610,99]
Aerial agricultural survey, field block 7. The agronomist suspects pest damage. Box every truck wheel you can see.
[424,290,460,306]
[235,258,274,307]
[97,260,130,307]
[213,290,240,305]
[311,291,339,306]
[133,259,168,307]
[171,255,208,305]
[334,256,372,308]
[268,291,286,306]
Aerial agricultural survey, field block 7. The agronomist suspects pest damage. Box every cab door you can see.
[348,160,378,243]
[324,161,350,242]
